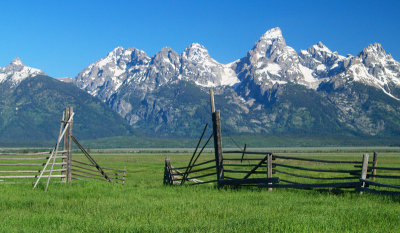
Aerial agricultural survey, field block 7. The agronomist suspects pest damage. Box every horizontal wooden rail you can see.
[275,163,360,173]
[0,168,66,174]
[0,175,66,179]
[274,155,366,164]
[71,164,99,173]
[71,159,125,172]
[259,182,360,189]
[220,177,280,186]
[0,170,40,173]
[223,150,272,155]
[0,156,67,161]
[0,162,66,166]
[71,168,104,178]
[223,158,270,161]
[224,164,267,167]
[360,179,400,189]
[170,167,204,183]
[224,169,268,174]
[173,172,216,180]
[180,165,216,174]
[189,180,218,185]
[354,165,400,171]
[0,152,51,156]
[172,159,216,170]
[370,174,400,179]
[274,169,358,180]
[71,172,108,181]
[42,169,67,173]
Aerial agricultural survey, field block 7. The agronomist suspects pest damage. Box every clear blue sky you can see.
[0,0,399,78]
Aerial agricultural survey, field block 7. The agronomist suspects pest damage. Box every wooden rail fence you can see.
[0,151,67,184]
[164,90,399,196]
[0,107,126,190]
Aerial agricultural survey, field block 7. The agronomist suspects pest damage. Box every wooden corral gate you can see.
[164,91,400,195]
[0,107,126,191]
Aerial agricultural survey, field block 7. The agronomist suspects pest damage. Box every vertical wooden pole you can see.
[164,157,172,185]
[267,153,273,191]
[210,89,215,113]
[359,153,369,194]
[67,107,73,183]
[210,89,223,186]
[122,166,126,185]
[212,111,224,185]
[61,108,69,183]
[371,152,378,182]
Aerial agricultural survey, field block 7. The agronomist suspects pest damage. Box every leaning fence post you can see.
[371,152,378,182]
[359,153,369,194]
[267,153,273,191]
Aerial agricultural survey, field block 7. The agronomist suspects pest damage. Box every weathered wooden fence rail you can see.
[0,107,127,190]
[0,151,66,183]
[71,159,126,184]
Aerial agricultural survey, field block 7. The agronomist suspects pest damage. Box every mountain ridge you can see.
[70,27,400,138]
[2,27,400,142]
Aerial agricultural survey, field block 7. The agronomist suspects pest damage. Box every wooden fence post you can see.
[371,152,378,182]
[359,153,369,194]
[210,89,215,113]
[67,107,73,183]
[61,108,69,183]
[267,153,273,191]
[212,111,224,186]
[210,90,223,186]
[123,166,126,185]
[164,157,173,185]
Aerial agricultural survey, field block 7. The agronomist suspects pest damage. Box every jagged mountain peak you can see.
[360,42,389,59]
[0,58,44,85]
[10,57,24,66]
[182,43,211,63]
[312,41,332,54]
[160,46,175,53]
[5,57,27,71]
[152,47,179,64]
[259,27,284,41]
[254,27,286,53]
[250,27,295,62]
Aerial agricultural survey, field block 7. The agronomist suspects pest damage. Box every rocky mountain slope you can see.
[72,27,400,138]
[0,59,134,144]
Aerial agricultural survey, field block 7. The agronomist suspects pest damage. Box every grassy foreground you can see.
[0,151,399,232]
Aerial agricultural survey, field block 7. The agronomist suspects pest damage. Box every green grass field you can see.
[0,149,399,232]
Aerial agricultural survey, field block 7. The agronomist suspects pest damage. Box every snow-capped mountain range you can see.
[2,27,400,138]
[74,27,400,102]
